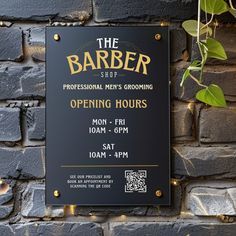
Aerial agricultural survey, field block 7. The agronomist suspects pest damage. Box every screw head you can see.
[155,34,162,41]
[53,190,60,198]
[54,34,60,41]
[155,190,163,198]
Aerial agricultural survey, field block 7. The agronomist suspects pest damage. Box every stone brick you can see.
[0,108,21,142]
[31,46,45,62]
[27,27,45,62]
[27,107,45,141]
[200,106,236,143]
[187,183,236,216]
[76,206,147,216]
[22,183,64,218]
[171,101,193,140]
[0,222,103,236]
[94,0,197,22]
[0,185,13,205]
[0,1,92,21]
[213,27,236,64]
[172,64,236,102]
[0,185,13,219]
[0,205,13,219]
[111,222,236,236]
[173,146,236,178]
[28,27,45,45]
[0,147,45,179]
[170,29,187,62]
[0,64,45,100]
[0,28,23,61]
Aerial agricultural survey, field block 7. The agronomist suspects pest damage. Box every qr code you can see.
[125,170,147,193]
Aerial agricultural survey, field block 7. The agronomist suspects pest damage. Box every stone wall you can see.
[0,0,236,235]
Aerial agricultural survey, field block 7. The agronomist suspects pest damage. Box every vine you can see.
[181,0,236,107]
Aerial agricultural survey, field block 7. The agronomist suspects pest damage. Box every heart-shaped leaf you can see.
[196,84,227,107]
[205,38,227,60]
[201,0,229,15]
[182,20,212,37]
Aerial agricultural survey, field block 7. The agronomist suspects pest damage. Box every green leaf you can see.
[199,41,208,63]
[196,84,227,107]
[180,69,190,87]
[229,9,236,18]
[180,60,201,87]
[182,20,212,37]
[188,60,202,71]
[205,38,227,60]
[201,0,229,15]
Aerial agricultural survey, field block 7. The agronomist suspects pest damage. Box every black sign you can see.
[46,27,170,205]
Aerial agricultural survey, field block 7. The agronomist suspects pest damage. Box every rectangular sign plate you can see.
[46,27,170,205]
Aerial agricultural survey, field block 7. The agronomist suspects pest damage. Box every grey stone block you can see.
[0,1,92,21]
[0,222,103,236]
[187,184,236,216]
[170,29,187,62]
[173,146,236,178]
[22,183,64,218]
[0,205,13,219]
[27,27,45,62]
[0,147,45,179]
[111,222,236,236]
[0,186,13,205]
[172,64,236,102]
[0,186,13,219]
[28,27,45,45]
[27,107,45,141]
[94,0,197,22]
[0,27,23,61]
[31,47,45,62]
[0,64,45,100]
[200,106,236,143]
[0,108,21,142]
[171,101,193,139]
[76,206,147,216]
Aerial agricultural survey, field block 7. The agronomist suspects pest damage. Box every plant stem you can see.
[197,0,201,43]
[189,73,207,88]
[229,0,236,10]
[201,13,214,31]
[196,0,206,83]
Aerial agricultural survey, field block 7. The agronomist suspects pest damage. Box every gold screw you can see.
[155,34,162,41]
[53,190,60,198]
[54,34,60,41]
[155,190,163,198]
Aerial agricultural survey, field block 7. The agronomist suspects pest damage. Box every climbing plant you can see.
[181,0,236,107]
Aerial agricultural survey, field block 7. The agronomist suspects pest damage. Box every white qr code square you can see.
[125,170,147,193]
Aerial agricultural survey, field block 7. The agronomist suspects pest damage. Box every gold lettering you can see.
[123,51,136,72]
[135,54,151,75]
[67,51,151,75]
[83,52,96,71]
[67,55,83,75]
[96,50,109,69]
[110,50,123,69]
